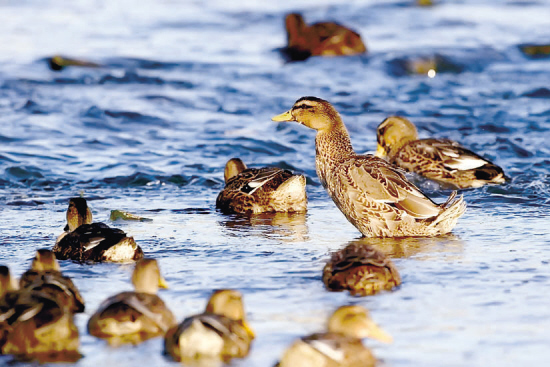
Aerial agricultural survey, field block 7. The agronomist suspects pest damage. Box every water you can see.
[1,0,550,366]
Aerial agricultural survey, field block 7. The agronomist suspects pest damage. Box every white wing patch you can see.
[309,339,345,362]
[443,155,487,170]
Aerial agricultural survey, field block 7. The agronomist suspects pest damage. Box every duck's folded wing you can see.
[412,139,490,170]
[238,168,286,195]
[345,157,441,218]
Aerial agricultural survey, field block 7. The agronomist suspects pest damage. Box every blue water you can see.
[1,0,550,366]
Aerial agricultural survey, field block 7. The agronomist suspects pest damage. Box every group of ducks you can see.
[7,7,510,366]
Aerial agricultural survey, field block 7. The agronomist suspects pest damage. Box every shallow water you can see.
[1,0,550,366]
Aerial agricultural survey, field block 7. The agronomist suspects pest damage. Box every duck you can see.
[0,272,80,361]
[19,249,85,314]
[323,242,401,296]
[53,197,144,262]
[216,158,307,214]
[272,97,466,237]
[164,289,255,363]
[276,305,392,367]
[88,258,175,346]
[375,116,507,189]
[282,13,367,62]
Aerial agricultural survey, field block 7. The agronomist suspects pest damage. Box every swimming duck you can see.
[323,242,401,296]
[53,198,144,262]
[272,97,466,237]
[1,288,80,361]
[283,13,367,61]
[164,289,255,363]
[375,116,506,189]
[216,158,307,214]
[277,305,392,367]
[88,258,175,346]
[19,249,85,313]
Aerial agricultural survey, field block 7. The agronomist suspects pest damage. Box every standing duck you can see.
[164,289,255,363]
[53,198,144,262]
[283,13,367,61]
[216,158,307,214]
[19,249,85,313]
[323,242,401,296]
[375,116,507,189]
[272,97,466,237]
[277,305,392,367]
[88,258,175,345]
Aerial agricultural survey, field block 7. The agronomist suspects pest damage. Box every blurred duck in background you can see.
[282,13,367,61]
[47,55,101,71]
[376,116,507,189]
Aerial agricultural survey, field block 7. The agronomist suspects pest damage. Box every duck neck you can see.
[314,122,354,187]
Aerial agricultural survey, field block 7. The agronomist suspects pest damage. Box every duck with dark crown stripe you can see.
[19,249,85,314]
[216,158,307,214]
[276,305,392,367]
[375,116,507,189]
[88,258,176,346]
[164,289,255,363]
[53,198,144,262]
[282,13,367,62]
[272,97,466,237]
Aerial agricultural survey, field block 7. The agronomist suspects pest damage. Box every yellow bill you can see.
[158,275,169,289]
[271,110,293,122]
[365,319,393,343]
[375,144,386,158]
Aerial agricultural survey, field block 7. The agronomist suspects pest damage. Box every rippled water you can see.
[1,0,550,366]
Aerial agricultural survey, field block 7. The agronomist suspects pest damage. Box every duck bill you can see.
[271,110,294,122]
[158,276,169,289]
[365,320,393,343]
[242,320,255,339]
[375,144,387,158]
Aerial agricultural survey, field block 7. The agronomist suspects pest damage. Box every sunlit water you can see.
[1,0,550,366]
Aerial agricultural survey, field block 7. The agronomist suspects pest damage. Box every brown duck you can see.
[276,305,392,367]
[272,97,466,237]
[164,289,255,363]
[54,198,144,262]
[376,116,507,189]
[216,158,307,214]
[283,13,367,61]
[323,242,401,296]
[19,249,85,313]
[88,258,175,345]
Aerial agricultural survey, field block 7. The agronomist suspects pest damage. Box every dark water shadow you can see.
[217,212,309,243]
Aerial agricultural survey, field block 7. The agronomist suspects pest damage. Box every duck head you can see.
[66,197,93,232]
[31,249,61,272]
[224,158,247,183]
[132,258,169,294]
[272,97,342,132]
[206,289,255,339]
[328,305,392,343]
[376,116,418,158]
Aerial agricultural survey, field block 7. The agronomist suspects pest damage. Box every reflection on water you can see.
[349,234,464,260]
[217,212,309,243]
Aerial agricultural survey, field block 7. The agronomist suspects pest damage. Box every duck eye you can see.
[294,104,313,110]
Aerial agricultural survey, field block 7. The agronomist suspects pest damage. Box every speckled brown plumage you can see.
[216,158,307,214]
[376,116,506,189]
[88,259,175,345]
[272,97,466,238]
[54,198,144,262]
[283,13,367,61]
[323,242,401,296]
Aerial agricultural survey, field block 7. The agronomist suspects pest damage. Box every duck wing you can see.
[344,155,441,219]
[230,167,288,195]
[410,139,491,171]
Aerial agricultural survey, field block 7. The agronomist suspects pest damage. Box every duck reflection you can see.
[218,212,308,243]
[349,234,464,260]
